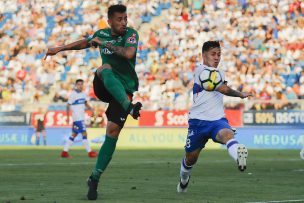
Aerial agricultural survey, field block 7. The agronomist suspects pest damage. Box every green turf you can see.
[0,147,303,203]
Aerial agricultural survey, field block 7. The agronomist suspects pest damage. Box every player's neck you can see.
[203,63,211,67]
[111,29,125,37]
[203,63,217,68]
[111,30,119,37]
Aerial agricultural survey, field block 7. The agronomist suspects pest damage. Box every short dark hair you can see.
[108,4,127,18]
[202,41,221,53]
[76,79,84,84]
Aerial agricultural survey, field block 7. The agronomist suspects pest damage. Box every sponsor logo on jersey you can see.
[127,33,137,44]
[102,48,113,55]
[99,30,110,36]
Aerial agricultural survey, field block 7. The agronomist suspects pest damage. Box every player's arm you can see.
[105,43,136,60]
[216,84,252,99]
[85,101,92,111]
[44,39,91,59]
[89,37,136,59]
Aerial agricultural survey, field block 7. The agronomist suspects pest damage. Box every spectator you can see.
[34,107,47,146]
[0,0,302,111]
[286,87,298,100]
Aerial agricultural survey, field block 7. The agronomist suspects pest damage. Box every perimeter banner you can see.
[0,127,303,149]
[0,111,31,126]
[138,110,242,127]
[243,110,304,126]
[87,128,220,149]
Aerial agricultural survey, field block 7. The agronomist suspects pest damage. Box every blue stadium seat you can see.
[157,47,166,56]
[35,53,44,60]
[152,6,162,16]
[64,66,71,72]
[160,2,171,9]
[48,104,66,111]
[60,72,67,81]
[141,15,152,23]
[284,74,297,87]
[0,12,13,29]
[44,16,55,42]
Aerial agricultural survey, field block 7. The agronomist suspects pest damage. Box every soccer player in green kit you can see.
[44,4,142,200]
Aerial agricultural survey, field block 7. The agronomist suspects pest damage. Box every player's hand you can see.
[89,37,103,48]
[44,47,61,60]
[240,92,253,99]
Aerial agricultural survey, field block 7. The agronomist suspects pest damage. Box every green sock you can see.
[91,135,118,181]
[99,69,131,111]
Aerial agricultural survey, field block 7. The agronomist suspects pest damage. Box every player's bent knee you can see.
[96,64,112,79]
[106,122,121,138]
[217,128,234,144]
[97,64,112,71]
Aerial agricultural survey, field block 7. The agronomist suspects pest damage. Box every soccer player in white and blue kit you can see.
[177,41,252,192]
[61,79,97,158]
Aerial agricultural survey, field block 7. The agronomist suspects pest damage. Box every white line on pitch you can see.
[0,162,93,167]
[245,200,304,203]
[0,158,302,167]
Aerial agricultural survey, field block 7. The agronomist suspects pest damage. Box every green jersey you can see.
[87,27,139,94]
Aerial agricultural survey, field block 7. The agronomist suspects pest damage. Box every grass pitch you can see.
[0,147,303,203]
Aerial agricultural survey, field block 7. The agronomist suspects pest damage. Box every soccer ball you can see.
[300,148,304,160]
[199,68,223,91]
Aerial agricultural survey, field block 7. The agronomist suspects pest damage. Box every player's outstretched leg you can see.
[98,68,131,110]
[237,144,248,171]
[97,68,142,120]
[226,139,248,171]
[177,158,192,193]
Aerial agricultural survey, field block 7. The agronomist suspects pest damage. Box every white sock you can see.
[226,139,239,162]
[82,139,91,152]
[63,139,74,152]
[180,158,192,184]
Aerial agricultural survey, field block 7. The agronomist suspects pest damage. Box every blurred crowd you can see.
[0,0,303,112]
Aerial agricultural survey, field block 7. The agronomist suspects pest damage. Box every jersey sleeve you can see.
[220,70,225,81]
[124,29,139,49]
[85,93,90,102]
[67,92,75,105]
[86,31,98,44]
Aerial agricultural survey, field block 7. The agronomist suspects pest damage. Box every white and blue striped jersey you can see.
[68,90,87,122]
[189,64,225,121]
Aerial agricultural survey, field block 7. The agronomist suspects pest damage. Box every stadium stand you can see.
[0,0,303,112]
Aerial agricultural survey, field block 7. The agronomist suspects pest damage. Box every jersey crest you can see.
[127,33,137,44]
